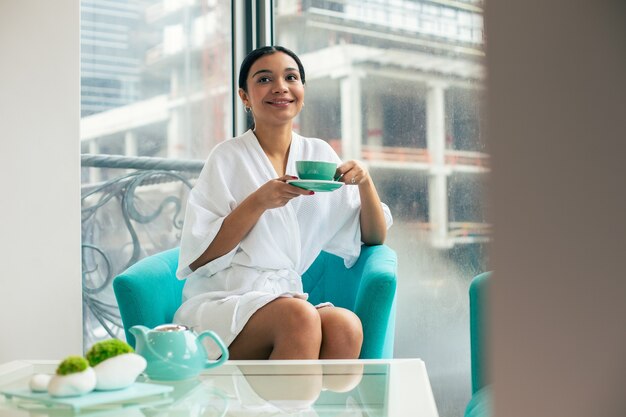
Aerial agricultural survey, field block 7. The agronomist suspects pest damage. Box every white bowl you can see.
[48,367,96,397]
[93,353,147,390]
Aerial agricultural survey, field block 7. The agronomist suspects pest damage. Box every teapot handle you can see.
[198,330,229,369]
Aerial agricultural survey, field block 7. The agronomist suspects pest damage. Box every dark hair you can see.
[238,46,306,92]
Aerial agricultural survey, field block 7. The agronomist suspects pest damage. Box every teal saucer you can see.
[287,179,343,192]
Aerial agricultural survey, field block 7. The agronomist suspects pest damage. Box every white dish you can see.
[1,382,173,412]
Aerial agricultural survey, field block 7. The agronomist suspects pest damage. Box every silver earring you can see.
[244,106,251,113]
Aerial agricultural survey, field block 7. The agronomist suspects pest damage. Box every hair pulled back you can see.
[238,46,306,92]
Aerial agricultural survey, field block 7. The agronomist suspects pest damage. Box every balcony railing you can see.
[362,145,489,168]
[81,154,203,348]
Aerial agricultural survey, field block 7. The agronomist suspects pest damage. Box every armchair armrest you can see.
[113,248,183,347]
[353,245,398,359]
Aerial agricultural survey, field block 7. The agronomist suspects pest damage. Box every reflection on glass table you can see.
[0,359,438,417]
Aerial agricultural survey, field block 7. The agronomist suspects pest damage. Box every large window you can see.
[80,2,488,416]
[80,0,233,346]
[274,1,487,416]
[80,0,233,164]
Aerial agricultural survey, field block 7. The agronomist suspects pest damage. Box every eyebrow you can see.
[251,67,299,78]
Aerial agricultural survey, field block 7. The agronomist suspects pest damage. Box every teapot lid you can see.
[154,324,190,332]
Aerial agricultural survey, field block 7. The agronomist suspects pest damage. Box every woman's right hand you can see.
[254,175,313,209]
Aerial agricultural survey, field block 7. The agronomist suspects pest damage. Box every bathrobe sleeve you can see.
[176,149,240,279]
[322,201,393,266]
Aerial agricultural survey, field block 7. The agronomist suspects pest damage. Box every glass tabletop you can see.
[0,359,438,417]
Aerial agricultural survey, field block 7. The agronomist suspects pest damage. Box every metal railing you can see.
[80,154,203,347]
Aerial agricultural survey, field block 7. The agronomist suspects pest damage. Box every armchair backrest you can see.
[114,245,397,358]
[469,271,492,394]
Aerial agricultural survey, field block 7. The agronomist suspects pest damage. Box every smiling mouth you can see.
[266,100,294,105]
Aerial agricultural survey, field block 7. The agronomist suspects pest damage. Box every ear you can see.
[238,88,249,107]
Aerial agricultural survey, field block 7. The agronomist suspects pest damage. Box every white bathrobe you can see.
[174,129,393,358]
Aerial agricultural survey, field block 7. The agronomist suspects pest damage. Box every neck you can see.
[253,123,293,158]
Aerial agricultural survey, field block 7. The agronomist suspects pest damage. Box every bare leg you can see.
[228,297,322,360]
[318,307,363,359]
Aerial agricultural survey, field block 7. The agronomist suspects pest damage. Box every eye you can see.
[257,76,271,83]
[286,73,299,81]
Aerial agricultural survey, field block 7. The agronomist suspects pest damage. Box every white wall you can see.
[0,1,82,362]
[487,1,626,416]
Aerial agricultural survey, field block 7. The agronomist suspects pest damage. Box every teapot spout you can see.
[129,325,150,345]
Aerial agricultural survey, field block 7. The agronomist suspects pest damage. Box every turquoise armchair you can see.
[464,271,492,417]
[113,245,397,359]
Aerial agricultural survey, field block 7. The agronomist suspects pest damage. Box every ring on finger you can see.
[351,176,356,184]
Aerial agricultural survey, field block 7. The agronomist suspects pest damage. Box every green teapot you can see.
[130,324,228,381]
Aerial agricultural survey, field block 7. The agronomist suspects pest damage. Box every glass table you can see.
[0,359,439,416]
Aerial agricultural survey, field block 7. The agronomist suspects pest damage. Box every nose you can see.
[273,79,288,94]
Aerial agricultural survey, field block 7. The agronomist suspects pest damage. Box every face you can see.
[239,52,305,128]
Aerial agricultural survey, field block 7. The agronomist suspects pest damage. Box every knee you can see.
[278,299,322,341]
[322,309,363,355]
[339,311,364,347]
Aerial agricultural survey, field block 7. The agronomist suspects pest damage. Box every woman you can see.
[175,46,392,360]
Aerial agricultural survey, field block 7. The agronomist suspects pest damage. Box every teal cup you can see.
[296,160,337,181]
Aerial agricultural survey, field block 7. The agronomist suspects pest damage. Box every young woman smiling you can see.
[174,46,392,360]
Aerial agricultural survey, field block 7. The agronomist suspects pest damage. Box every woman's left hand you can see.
[335,160,370,186]
[336,160,387,245]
